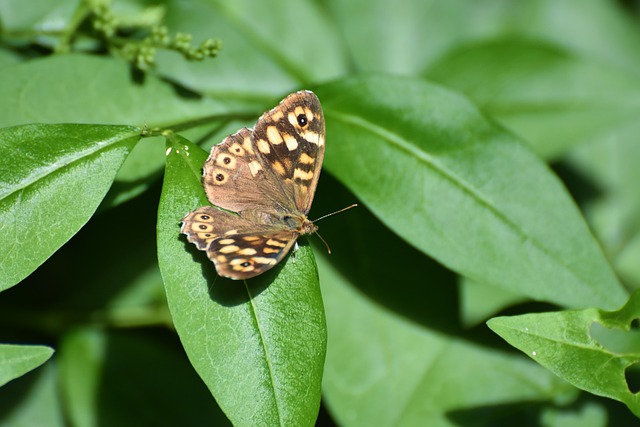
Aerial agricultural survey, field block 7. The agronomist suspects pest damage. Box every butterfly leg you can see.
[290,241,300,263]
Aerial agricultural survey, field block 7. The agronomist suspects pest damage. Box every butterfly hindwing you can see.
[202,128,266,213]
[207,231,297,279]
[181,207,298,279]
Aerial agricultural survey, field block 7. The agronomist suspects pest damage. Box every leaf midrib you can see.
[245,281,284,426]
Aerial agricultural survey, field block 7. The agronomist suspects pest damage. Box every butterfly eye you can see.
[296,114,308,127]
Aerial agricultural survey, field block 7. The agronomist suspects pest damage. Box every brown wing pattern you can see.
[180,206,297,279]
[181,90,324,280]
[252,91,325,214]
[201,128,267,213]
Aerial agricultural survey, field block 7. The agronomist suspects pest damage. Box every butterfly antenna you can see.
[311,203,357,255]
[312,204,358,223]
[314,231,332,254]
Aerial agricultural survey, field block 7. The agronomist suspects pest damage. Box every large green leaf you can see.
[0,124,140,291]
[488,291,640,417]
[158,0,347,97]
[318,244,576,426]
[316,75,626,309]
[0,54,230,208]
[310,177,578,425]
[157,134,326,427]
[325,0,640,74]
[0,344,53,387]
[427,38,640,159]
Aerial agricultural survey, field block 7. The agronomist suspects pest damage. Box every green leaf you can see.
[488,291,640,417]
[0,0,75,33]
[157,134,326,427]
[58,328,230,426]
[325,0,640,75]
[0,362,65,427]
[426,38,640,159]
[0,54,224,128]
[0,344,53,387]
[617,230,640,289]
[316,75,626,309]
[0,54,229,208]
[158,0,347,97]
[311,179,576,425]
[0,124,140,291]
[566,130,640,280]
[318,245,576,426]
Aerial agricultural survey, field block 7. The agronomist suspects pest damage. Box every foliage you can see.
[1,0,640,426]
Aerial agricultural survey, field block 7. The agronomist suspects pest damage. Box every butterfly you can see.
[180,91,325,280]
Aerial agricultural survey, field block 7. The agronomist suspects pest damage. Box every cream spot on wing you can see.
[257,138,271,154]
[230,258,247,266]
[218,238,235,245]
[302,130,320,145]
[229,143,245,156]
[318,134,325,146]
[266,126,283,144]
[211,170,228,185]
[304,107,314,122]
[299,153,314,164]
[219,245,240,253]
[293,168,314,181]
[217,255,227,263]
[267,239,287,248]
[253,257,277,265]
[272,161,286,176]
[238,248,257,255]
[243,136,254,155]
[224,229,238,235]
[271,110,284,121]
[288,112,298,127]
[249,161,262,177]
[263,247,280,254]
[193,223,213,232]
[243,236,261,241]
[283,134,298,151]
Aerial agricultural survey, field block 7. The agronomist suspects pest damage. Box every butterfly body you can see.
[181,91,324,279]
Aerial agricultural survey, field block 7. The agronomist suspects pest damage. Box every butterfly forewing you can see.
[181,91,325,280]
[252,91,325,214]
[201,128,266,213]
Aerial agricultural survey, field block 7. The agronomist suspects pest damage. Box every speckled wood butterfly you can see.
[181,91,325,280]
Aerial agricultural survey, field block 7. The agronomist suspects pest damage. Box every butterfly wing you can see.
[181,207,297,279]
[202,91,325,216]
[252,90,325,214]
[202,127,270,213]
[183,91,324,280]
